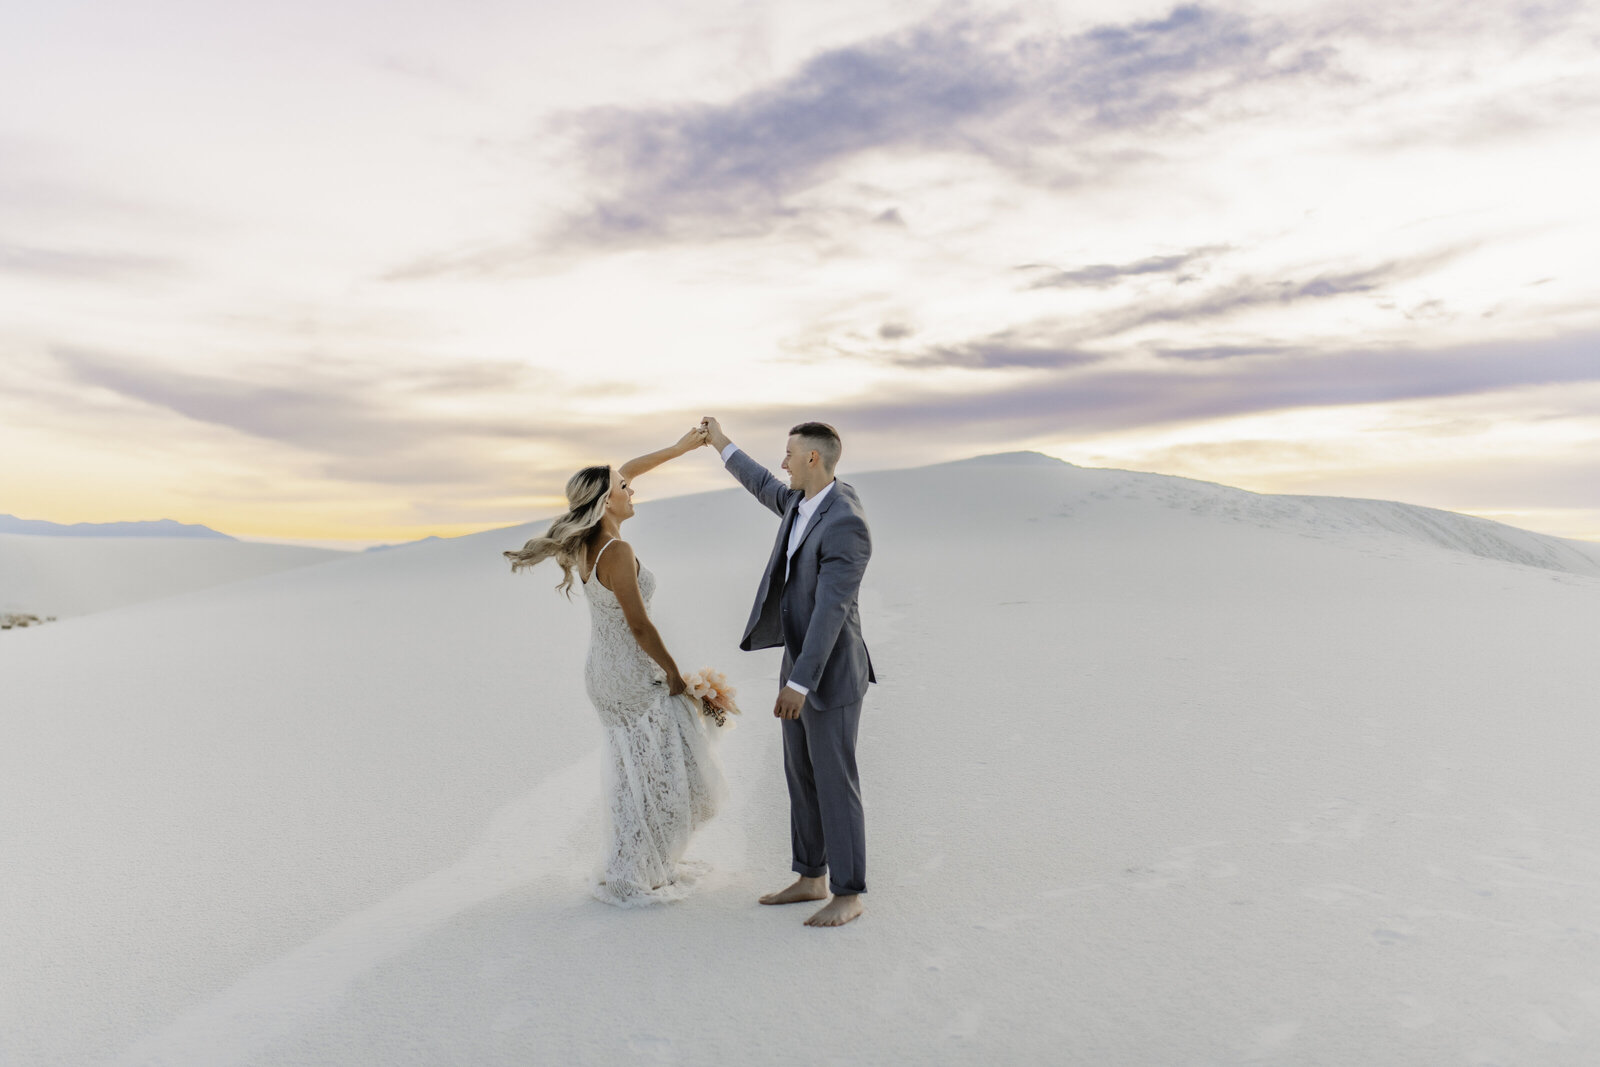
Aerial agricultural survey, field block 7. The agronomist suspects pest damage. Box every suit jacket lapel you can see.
[790,482,842,560]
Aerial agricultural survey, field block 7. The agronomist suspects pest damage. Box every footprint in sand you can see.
[491,1002,535,1033]
[1236,1020,1300,1061]
[626,1033,676,1061]
[1124,842,1234,890]
[1040,883,1108,899]
[1523,1007,1571,1043]
[941,1006,983,1040]
[1280,798,1370,849]
[1393,995,1437,1029]
[1372,913,1427,945]
[1301,882,1386,908]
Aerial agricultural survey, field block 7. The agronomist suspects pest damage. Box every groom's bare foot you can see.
[759,876,828,905]
[805,894,864,927]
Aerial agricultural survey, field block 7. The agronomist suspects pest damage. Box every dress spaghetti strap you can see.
[586,538,618,584]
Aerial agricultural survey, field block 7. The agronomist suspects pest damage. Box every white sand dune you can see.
[3,454,1598,1066]
[0,533,342,619]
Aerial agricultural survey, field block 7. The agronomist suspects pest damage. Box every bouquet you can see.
[682,668,741,728]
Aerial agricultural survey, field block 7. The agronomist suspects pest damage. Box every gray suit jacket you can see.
[727,449,876,710]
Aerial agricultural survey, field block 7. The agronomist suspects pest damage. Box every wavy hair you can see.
[503,465,613,596]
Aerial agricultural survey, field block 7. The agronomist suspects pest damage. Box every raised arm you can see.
[618,426,707,481]
[701,417,791,517]
[595,540,687,695]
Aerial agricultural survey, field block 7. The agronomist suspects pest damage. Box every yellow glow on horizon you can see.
[1031,383,1600,544]
[1459,510,1600,544]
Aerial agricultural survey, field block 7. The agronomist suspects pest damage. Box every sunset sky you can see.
[4,0,1598,546]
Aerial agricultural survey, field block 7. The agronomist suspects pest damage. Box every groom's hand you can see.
[700,416,731,453]
[773,687,805,720]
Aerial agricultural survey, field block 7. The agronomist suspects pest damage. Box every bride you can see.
[504,426,726,906]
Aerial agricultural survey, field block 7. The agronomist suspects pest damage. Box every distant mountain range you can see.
[364,535,446,553]
[0,514,235,540]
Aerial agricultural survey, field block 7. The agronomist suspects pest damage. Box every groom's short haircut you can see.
[789,421,842,472]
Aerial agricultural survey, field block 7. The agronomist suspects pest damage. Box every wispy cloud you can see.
[0,242,180,281]
[384,0,1600,281]
[1022,247,1224,290]
[516,5,1328,255]
[370,53,476,95]
[888,338,1104,370]
[859,247,1471,371]
[851,331,1600,437]
[1096,258,1432,335]
[48,348,572,485]
[1152,344,1294,361]
[36,346,716,505]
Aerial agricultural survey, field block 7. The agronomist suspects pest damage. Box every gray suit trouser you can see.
[783,695,867,896]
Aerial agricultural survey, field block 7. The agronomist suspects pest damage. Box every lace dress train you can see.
[583,549,724,906]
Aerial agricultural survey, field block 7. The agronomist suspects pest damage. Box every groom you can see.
[700,417,875,928]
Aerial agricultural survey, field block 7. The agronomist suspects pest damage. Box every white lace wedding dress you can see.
[583,540,725,906]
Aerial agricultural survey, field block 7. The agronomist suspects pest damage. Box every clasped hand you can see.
[676,424,710,453]
[699,417,731,453]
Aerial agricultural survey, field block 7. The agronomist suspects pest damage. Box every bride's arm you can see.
[596,540,687,695]
[617,426,707,481]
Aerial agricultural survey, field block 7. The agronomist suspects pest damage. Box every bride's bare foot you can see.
[805,894,863,927]
[759,876,828,905]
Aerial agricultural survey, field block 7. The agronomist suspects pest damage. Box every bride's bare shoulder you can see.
[593,538,637,586]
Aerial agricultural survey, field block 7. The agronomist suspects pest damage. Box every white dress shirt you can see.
[722,443,833,699]
[787,480,834,573]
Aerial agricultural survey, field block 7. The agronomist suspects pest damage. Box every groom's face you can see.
[781,435,812,488]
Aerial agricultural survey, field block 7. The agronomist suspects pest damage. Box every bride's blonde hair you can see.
[503,464,613,596]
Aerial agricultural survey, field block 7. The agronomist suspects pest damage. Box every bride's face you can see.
[605,475,635,521]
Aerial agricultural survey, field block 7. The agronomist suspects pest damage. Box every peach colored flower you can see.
[681,667,741,724]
